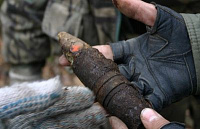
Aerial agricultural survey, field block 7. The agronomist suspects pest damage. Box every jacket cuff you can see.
[161,122,185,129]
[181,14,200,95]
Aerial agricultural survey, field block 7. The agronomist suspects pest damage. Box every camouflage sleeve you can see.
[89,0,117,44]
[42,0,118,46]
[42,0,99,46]
[0,0,50,64]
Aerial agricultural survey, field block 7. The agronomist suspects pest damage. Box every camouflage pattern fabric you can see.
[87,0,117,44]
[0,0,50,64]
[0,0,117,64]
[1,0,200,66]
[42,0,117,45]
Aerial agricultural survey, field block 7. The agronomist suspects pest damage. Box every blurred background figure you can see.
[0,0,118,85]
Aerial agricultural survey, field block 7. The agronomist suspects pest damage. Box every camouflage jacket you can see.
[42,0,117,45]
[182,14,200,95]
[0,0,118,64]
[1,0,200,65]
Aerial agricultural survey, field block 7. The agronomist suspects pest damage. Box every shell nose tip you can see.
[58,32,66,39]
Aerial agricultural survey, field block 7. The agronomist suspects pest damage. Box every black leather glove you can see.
[110,4,197,111]
[161,122,185,129]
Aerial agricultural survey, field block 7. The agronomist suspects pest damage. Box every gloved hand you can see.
[110,3,196,111]
[59,0,196,112]
[69,1,196,113]
[0,77,108,129]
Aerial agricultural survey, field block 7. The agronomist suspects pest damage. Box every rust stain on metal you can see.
[58,32,152,129]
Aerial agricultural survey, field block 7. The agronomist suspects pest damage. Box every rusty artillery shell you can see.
[58,32,152,129]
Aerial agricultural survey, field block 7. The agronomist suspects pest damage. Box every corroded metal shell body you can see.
[58,32,152,129]
[72,48,151,129]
